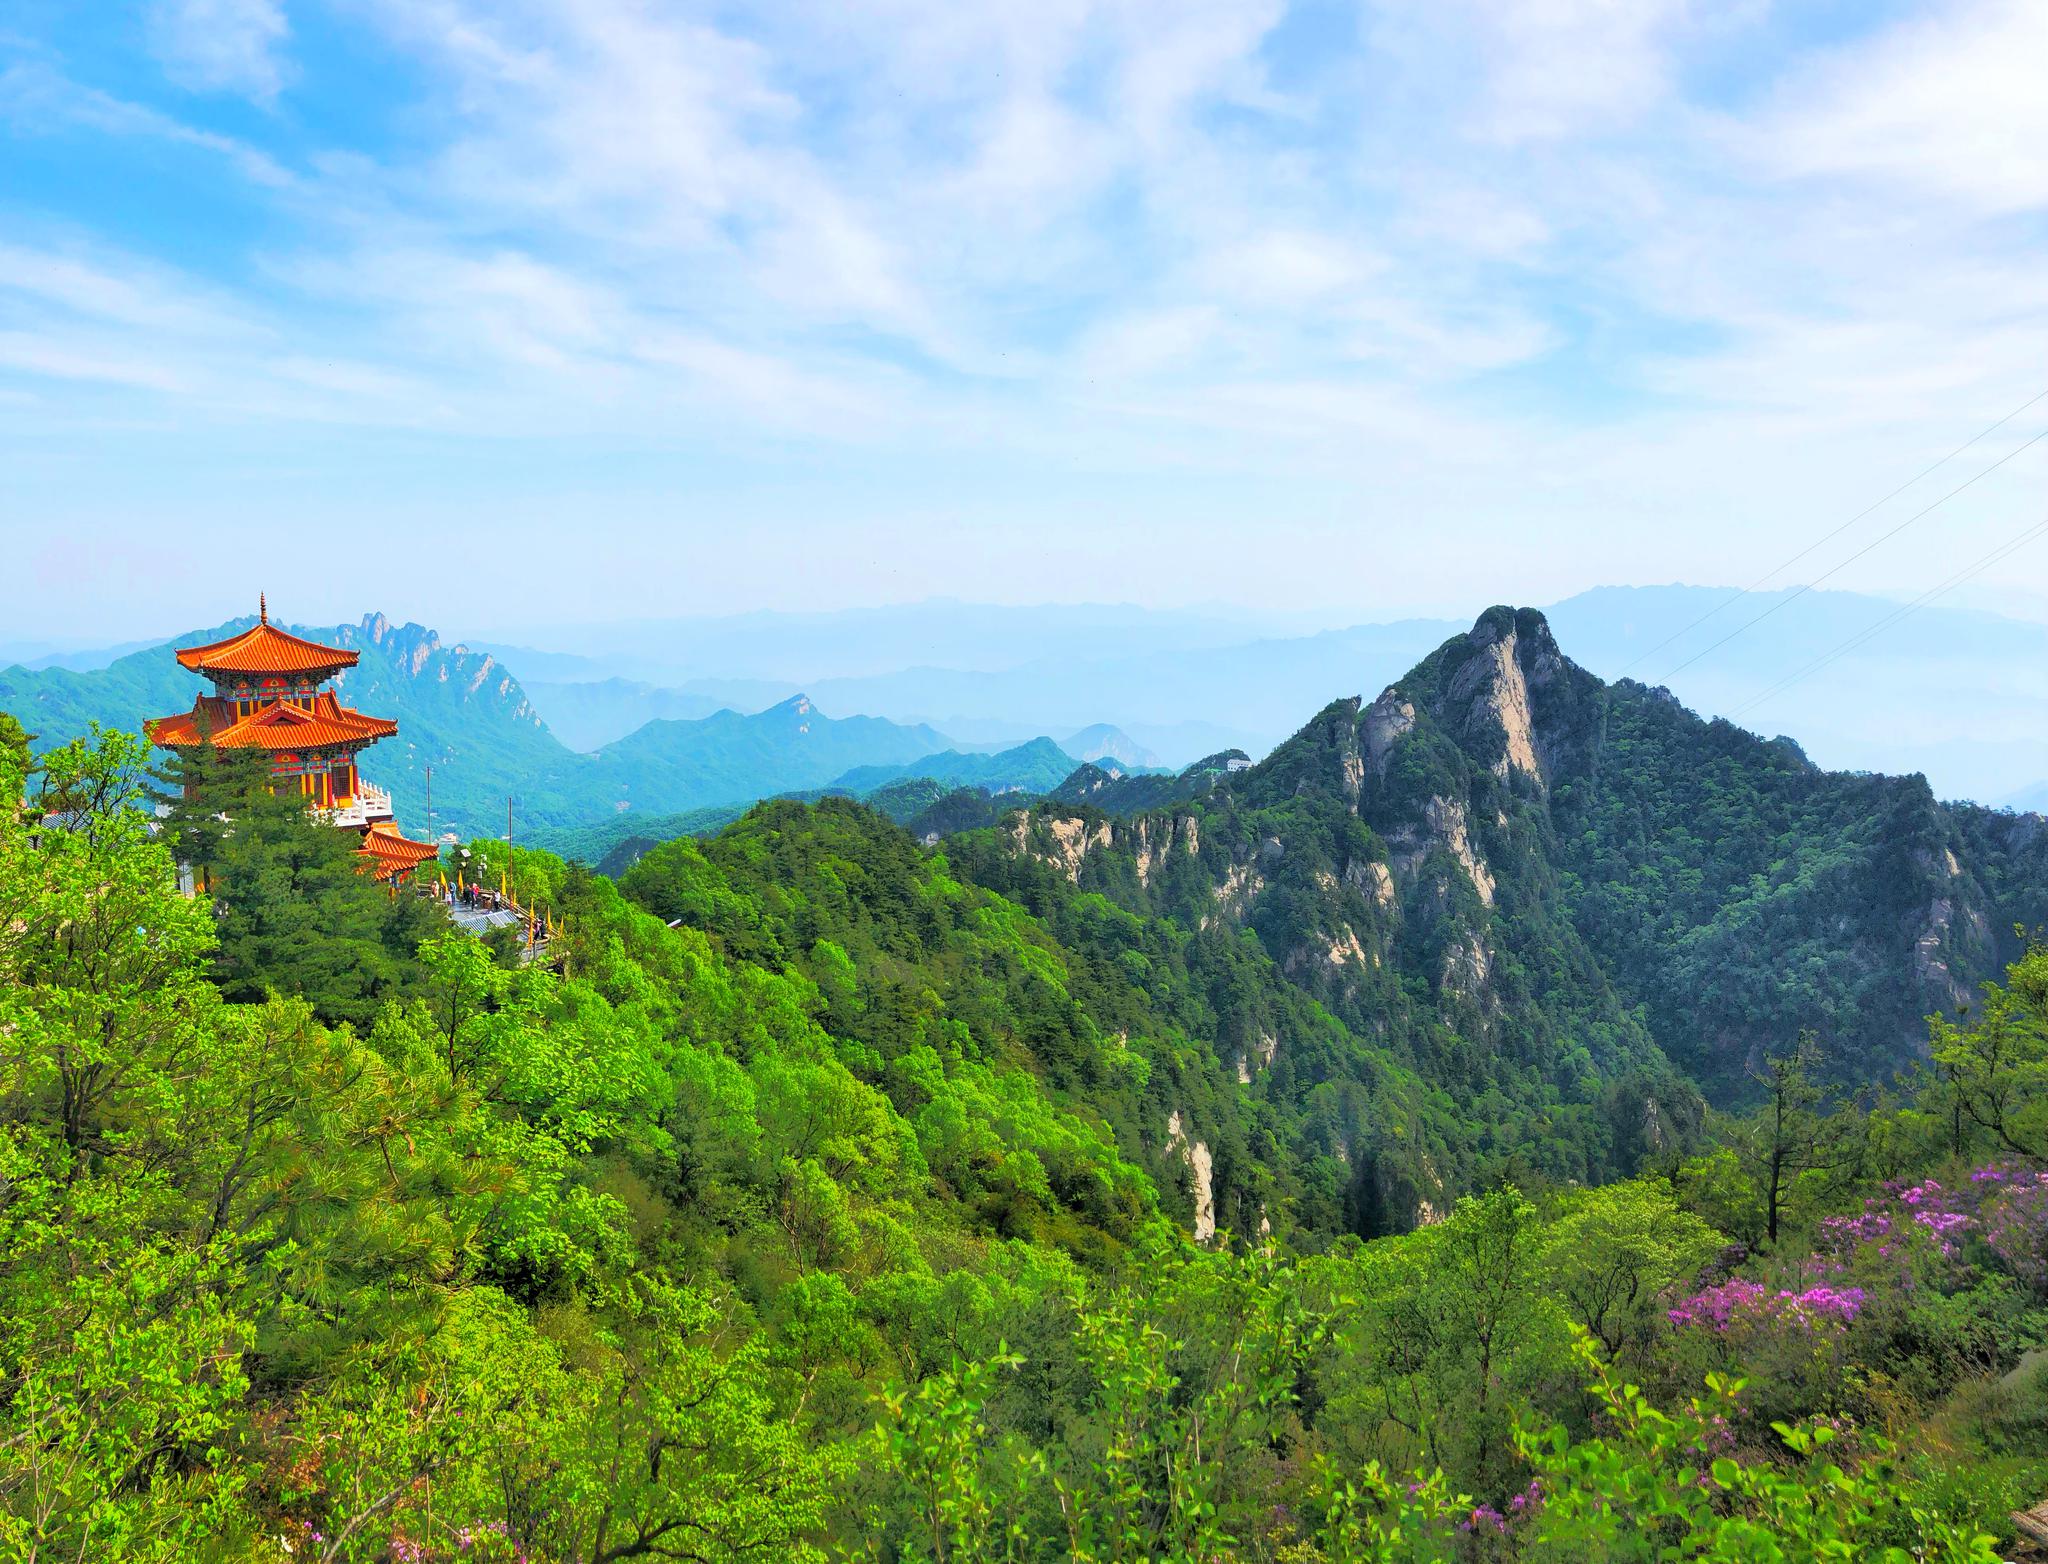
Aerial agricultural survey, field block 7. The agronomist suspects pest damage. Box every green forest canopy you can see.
[1,719,2044,1559]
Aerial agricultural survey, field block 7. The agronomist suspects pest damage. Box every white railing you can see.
[324,781,395,829]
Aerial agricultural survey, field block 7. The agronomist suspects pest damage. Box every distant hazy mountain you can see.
[18,587,2044,832]
[0,625,960,838]
[748,619,1454,765]
[514,587,2039,803]
[2004,782,2048,814]
[1063,724,1162,769]
[579,696,949,818]
[475,599,1310,685]
[1118,720,1267,768]
[523,677,727,751]
[826,737,1078,796]
[1544,586,2048,805]
[9,636,170,673]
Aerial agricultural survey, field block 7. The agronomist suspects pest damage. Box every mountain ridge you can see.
[484,586,2048,797]
[968,605,2048,1102]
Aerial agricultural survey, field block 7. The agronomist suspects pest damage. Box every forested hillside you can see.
[522,607,2047,1110]
[4,707,2045,1560]
[520,749,1245,892]
[994,607,2048,1102]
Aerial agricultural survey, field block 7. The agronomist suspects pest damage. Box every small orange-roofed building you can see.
[358,819,441,881]
[147,596,439,885]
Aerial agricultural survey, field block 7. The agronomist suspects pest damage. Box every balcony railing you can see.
[323,781,395,829]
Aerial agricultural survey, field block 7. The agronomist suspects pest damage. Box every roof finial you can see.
[260,592,268,625]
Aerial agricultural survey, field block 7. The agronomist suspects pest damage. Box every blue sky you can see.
[3,0,2046,643]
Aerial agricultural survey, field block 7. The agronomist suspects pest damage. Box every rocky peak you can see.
[336,614,461,679]
[1388,607,1594,791]
[763,694,816,723]
[1440,608,1571,786]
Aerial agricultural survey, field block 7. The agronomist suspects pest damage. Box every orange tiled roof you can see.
[146,692,397,752]
[175,620,358,677]
[358,820,439,868]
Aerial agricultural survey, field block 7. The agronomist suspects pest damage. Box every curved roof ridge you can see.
[175,619,360,676]
[147,691,398,751]
[358,821,439,868]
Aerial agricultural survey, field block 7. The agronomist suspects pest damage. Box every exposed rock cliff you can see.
[1165,1109,1217,1243]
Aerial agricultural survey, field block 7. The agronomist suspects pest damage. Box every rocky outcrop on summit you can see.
[1394,606,1594,788]
[1134,814,1200,886]
[335,615,548,731]
[1010,811,1111,883]
[1446,622,1545,784]
[1007,805,1203,889]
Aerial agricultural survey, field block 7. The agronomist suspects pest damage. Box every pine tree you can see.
[152,737,443,1027]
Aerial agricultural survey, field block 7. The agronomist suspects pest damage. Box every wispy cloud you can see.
[146,0,292,101]
[0,60,293,183]
[1749,0,2048,215]
[2,0,2046,627]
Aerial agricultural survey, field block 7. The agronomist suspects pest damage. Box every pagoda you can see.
[146,597,440,885]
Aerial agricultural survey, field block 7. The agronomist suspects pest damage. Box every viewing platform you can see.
[322,780,395,830]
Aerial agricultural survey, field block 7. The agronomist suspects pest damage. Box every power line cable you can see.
[1615,386,2048,679]
[1726,514,2048,723]
[1728,516,2048,722]
[1656,423,2048,682]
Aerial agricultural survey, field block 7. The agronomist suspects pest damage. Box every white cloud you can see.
[8,0,2048,618]
[1477,0,1690,144]
[1364,0,1692,147]
[1746,0,2048,215]
[1076,307,1225,381]
[147,0,292,101]
[0,241,245,333]
[0,61,293,183]
[1200,232,1384,309]
[0,329,192,392]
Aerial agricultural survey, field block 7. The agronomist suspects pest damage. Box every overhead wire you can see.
[1615,386,2048,678]
[1725,513,2048,724]
[1654,422,2048,682]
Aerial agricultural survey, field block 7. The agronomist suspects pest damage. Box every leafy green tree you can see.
[0,710,30,792]
[1329,1187,1572,1487]
[0,734,481,1546]
[1541,1181,1723,1363]
[300,1284,850,1564]
[1744,1036,1856,1249]
[149,732,443,1026]
[1932,944,2048,1162]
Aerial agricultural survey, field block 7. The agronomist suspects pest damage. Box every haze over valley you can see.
[11,585,2044,835]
